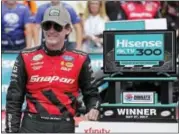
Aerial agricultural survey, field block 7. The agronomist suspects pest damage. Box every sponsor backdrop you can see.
[1,52,103,110]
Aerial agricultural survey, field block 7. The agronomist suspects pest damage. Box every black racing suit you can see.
[5,45,101,133]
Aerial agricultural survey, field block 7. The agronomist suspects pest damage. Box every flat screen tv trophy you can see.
[99,29,178,123]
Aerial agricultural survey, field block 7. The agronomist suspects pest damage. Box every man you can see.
[35,0,83,50]
[2,0,32,51]
[5,5,100,133]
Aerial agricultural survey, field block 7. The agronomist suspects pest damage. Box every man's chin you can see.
[46,42,61,51]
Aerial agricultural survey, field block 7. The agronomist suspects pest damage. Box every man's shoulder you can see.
[10,3,28,12]
[21,46,42,54]
[17,3,28,9]
[62,2,73,9]
[62,2,76,12]
[68,49,88,56]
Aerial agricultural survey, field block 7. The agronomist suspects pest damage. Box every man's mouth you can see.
[48,34,58,38]
[48,36,56,38]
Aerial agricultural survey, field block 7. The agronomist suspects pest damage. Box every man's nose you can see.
[48,25,56,32]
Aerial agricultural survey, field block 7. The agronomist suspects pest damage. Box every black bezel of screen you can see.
[103,30,177,76]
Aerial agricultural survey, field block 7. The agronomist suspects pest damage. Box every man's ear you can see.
[65,28,71,39]
[65,24,72,35]
[66,28,71,35]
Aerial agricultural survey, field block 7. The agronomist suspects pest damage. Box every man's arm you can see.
[24,7,32,48]
[73,23,83,50]
[64,3,82,50]
[153,1,162,18]
[33,24,42,46]
[106,1,127,20]
[79,55,101,112]
[25,24,32,48]
[5,54,27,133]
[34,5,46,46]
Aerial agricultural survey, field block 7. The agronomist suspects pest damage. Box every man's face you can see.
[42,21,70,50]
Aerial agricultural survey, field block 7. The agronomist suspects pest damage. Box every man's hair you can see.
[65,24,72,39]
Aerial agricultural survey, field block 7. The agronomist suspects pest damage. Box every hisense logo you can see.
[116,40,162,48]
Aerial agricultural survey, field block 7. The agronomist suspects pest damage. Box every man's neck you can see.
[46,41,64,51]
[44,43,65,56]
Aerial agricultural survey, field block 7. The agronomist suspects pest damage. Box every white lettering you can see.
[12,65,18,73]
[84,127,110,134]
[130,12,153,18]
[29,75,75,84]
[117,109,126,115]
[31,62,44,66]
[116,40,162,48]
[117,109,157,116]
[49,76,59,83]
[7,114,12,132]
[61,67,71,71]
